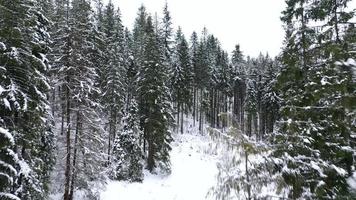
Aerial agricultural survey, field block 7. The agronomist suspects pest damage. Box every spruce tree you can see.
[112,99,144,182]
[139,16,173,174]
[101,1,125,163]
[190,31,200,125]
[0,0,55,198]
[271,0,356,198]
[161,2,173,67]
[172,27,193,134]
[231,45,246,129]
[132,6,148,151]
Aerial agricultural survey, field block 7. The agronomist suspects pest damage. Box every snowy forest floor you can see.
[100,124,220,200]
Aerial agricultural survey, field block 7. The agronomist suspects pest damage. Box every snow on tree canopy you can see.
[0,193,21,200]
[0,127,14,145]
[0,42,6,51]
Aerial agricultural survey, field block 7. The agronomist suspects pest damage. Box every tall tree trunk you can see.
[199,89,203,132]
[254,113,258,140]
[215,90,219,128]
[69,111,81,200]
[63,3,71,199]
[260,107,266,140]
[193,88,196,126]
[112,112,117,150]
[180,105,184,134]
[61,87,65,135]
[63,85,71,200]
[245,152,251,200]
[247,113,252,137]
[240,84,245,134]
[107,109,113,164]
[147,131,154,172]
[195,88,199,126]
[177,99,180,133]
[143,129,147,155]
[224,94,228,128]
[210,89,214,127]
[52,87,56,118]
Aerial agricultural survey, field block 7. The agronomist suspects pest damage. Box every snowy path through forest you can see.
[100,128,219,200]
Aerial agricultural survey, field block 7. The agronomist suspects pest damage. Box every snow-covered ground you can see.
[100,126,219,200]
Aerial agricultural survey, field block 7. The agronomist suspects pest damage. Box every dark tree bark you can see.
[193,87,196,126]
[180,105,184,134]
[147,132,155,172]
[64,85,71,200]
[69,111,81,200]
[199,89,203,132]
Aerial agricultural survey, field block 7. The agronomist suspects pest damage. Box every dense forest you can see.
[0,0,355,199]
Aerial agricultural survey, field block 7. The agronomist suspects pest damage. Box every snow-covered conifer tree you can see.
[112,99,144,182]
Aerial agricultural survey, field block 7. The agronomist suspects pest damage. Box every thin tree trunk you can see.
[199,89,203,132]
[257,75,262,140]
[147,132,154,172]
[180,105,183,134]
[215,90,219,128]
[52,87,56,118]
[112,112,117,150]
[63,2,71,199]
[143,129,147,155]
[247,113,252,137]
[61,87,65,136]
[63,86,71,200]
[254,113,258,140]
[245,152,251,200]
[107,109,113,164]
[177,99,180,133]
[196,88,199,126]
[69,111,81,200]
[240,84,245,134]
[260,107,266,140]
[193,88,196,126]
[210,89,214,127]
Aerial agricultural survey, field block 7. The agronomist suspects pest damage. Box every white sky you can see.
[107,0,356,58]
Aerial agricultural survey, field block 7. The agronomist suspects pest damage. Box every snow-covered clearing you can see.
[101,127,219,200]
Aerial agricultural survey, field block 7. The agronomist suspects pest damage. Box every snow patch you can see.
[347,172,356,191]
[101,131,218,200]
